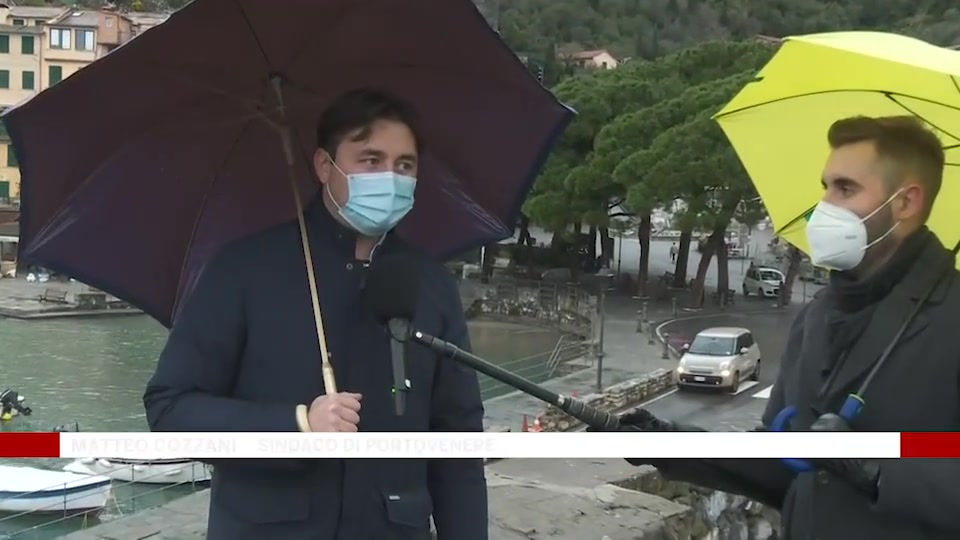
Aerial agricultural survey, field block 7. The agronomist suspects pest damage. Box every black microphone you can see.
[362,253,621,432]
[362,252,422,416]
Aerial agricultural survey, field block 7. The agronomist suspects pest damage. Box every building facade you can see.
[0,5,165,202]
[562,49,619,69]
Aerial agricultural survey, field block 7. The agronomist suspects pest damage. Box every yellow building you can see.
[0,5,64,201]
[0,5,145,201]
[41,9,135,90]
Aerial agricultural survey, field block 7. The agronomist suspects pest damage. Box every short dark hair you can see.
[827,115,944,221]
[315,89,423,157]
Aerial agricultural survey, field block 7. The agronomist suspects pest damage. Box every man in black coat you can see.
[144,89,488,540]
[604,116,960,539]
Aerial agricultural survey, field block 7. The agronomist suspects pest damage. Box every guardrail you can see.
[0,462,209,539]
[546,334,575,377]
[477,336,588,400]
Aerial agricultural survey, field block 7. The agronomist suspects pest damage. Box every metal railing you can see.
[0,461,210,539]
[546,334,573,376]
[477,335,587,400]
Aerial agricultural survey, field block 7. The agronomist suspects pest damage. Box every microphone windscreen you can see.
[362,251,422,324]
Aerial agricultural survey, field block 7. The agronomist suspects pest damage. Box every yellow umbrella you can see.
[714,31,960,266]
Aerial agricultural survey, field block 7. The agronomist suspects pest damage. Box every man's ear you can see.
[898,183,925,221]
[313,149,331,185]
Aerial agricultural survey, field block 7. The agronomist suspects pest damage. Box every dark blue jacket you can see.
[144,197,488,540]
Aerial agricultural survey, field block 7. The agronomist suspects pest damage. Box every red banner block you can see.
[900,432,960,458]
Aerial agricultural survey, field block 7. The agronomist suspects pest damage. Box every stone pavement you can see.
[0,278,87,310]
[59,492,210,539]
[60,461,693,540]
[0,278,142,319]
[60,456,781,539]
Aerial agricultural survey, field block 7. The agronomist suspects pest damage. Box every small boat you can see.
[63,457,212,484]
[0,465,111,514]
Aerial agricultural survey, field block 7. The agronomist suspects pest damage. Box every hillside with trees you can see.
[495,0,960,60]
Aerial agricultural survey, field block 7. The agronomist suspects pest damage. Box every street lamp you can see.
[594,267,615,392]
[616,230,623,277]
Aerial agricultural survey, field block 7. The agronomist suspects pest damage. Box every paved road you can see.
[519,226,774,284]
[643,307,800,431]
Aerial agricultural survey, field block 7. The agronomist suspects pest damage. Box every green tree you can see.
[618,110,761,307]
[574,42,772,293]
[526,40,773,274]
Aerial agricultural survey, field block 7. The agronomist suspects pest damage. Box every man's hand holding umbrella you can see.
[299,393,363,433]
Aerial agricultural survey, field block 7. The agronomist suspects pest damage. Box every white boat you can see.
[0,465,111,514]
[63,457,211,484]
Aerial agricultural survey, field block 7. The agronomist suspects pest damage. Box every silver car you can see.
[676,327,761,393]
[743,266,784,298]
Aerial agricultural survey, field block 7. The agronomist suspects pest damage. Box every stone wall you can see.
[616,468,782,540]
[462,279,596,338]
[537,369,675,431]
[468,310,592,338]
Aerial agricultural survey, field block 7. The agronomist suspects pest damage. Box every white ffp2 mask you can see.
[805,190,902,271]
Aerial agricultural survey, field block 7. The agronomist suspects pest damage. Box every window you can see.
[48,65,62,85]
[22,71,34,90]
[758,270,782,282]
[0,35,8,54]
[12,19,25,26]
[50,28,71,49]
[75,29,94,51]
[0,71,9,89]
[739,333,754,349]
[21,36,34,55]
[7,145,17,168]
[105,18,114,27]
[688,335,737,356]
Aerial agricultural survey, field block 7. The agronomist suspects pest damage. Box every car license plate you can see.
[694,376,706,382]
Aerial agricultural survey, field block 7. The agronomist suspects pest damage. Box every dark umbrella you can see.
[2,0,573,333]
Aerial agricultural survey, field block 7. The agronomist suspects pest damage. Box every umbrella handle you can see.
[271,76,338,396]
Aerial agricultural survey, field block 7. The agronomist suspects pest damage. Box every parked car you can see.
[742,266,784,298]
[676,327,761,393]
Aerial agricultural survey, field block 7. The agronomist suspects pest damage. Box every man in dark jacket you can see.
[144,89,488,540]
[606,115,960,539]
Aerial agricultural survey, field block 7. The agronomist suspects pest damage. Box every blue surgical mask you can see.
[327,159,416,237]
